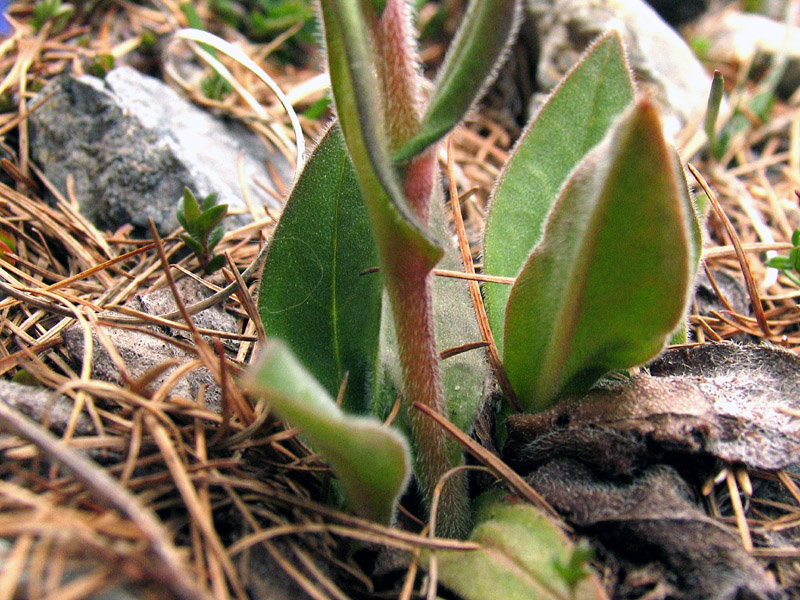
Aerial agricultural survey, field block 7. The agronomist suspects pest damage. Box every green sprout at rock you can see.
[176,187,227,275]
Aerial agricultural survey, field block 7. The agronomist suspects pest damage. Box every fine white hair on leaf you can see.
[433,0,524,117]
[173,28,306,176]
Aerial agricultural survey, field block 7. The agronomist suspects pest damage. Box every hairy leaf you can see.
[504,99,693,412]
[431,491,606,600]
[181,188,201,234]
[244,340,410,524]
[195,204,227,238]
[394,0,522,161]
[180,234,204,257]
[258,126,382,414]
[483,32,634,354]
[669,149,703,345]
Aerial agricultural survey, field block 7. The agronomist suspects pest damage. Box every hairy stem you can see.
[370,0,469,537]
[386,254,470,537]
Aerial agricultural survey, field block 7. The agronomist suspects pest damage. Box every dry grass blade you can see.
[0,400,210,600]
[688,163,771,336]
[146,414,248,599]
[172,28,305,171]
[446,138,520,411]
[433,268,515,285]
[726,469,754,553]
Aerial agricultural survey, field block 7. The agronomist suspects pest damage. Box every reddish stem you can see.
[369,0,469,536]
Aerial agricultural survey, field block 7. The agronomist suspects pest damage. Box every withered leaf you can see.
[527,459,781,600]
[505,343,800,475]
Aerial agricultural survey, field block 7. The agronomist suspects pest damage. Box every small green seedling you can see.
[766,229,800,287]
[31,0,74,34]
[176,188,227,274]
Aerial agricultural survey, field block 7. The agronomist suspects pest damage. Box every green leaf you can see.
[705,70,724,154]
[243,340,410,524]
[319,0,443,271]
[482,31,635,355]
[176,202,188,232]
[258,126,382,414]
[200,191,220,212]
[195,204,228,238]
[393,0,522,161]
[504,99,693,412]
[205,254,226,274]
[766,256,792,270]
[667,149,703,346]
[181,188,202,234]
[180,233,205,258]
[207,226,224,253]
[431,491,606,600]
[792,248,800,272]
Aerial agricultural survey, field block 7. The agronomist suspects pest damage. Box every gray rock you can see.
[527,0,713,140]
[138,276,239,349]
[29,66,290,234]
[0,380,94,435]
[63,278,238,412]
[506,342,800,473]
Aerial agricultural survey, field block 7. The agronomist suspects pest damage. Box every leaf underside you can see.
[504,99,692,412]
[244,340,410,524]
[432,491,606,600]
[483,31,635,354]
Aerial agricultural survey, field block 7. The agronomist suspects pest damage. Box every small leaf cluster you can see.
[766,230,800,287]
[176,188,227,274]
[31,0,74,33]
